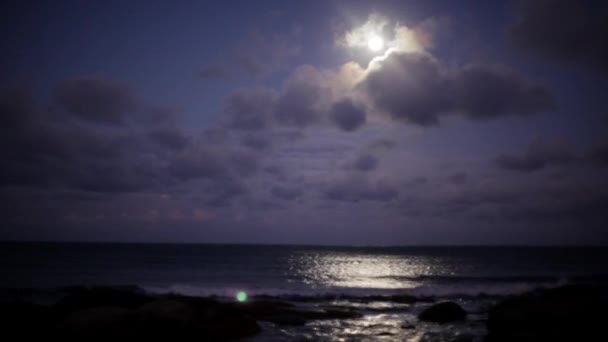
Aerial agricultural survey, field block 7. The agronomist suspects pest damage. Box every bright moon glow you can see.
[236,291,248,302]
[368,36,384,51]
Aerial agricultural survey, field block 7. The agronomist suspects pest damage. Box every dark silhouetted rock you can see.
[0,301,54,338]
[55,286,153,312]
[421,332,474,342]
[241,300,361,325]
[418,301,467,323]
[56,298,261,340]
[485,285,608,342]
[57,306,130,338]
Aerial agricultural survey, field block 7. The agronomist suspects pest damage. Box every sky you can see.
[1,0,607,245]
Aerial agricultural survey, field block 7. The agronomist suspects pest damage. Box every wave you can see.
[373,274,608,284]
[143,274,608,299]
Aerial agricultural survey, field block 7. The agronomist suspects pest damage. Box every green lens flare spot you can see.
[236,291,248,302]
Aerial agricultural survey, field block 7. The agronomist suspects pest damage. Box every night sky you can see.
[1,0,607,245]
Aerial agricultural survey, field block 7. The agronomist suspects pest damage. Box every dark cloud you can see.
[363,53,447,126]
[452,64,555,120]
[510,0,608,72]
[147,127,190,150]
[353,154,378,172]
[274,70,323,127]
[447,172,468,185]
[493,139,575,172]
[0,86,36,129]
[191,178,249,207]
[224,87,277,131]
[325,179,398,202]
[271,185,302,200]
[168,149,226,181]
[54,77,137,124]
[240,134,271,150]
[0,82,259,203]
[369,139,396,150]
[330,98,366,131]
[589,141,608,166]
[362,52,554,126]
[229,150,260,177]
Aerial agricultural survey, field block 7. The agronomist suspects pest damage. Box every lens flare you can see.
[236,291,248,302]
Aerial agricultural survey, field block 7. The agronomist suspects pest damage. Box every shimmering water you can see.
[2,243,607,341]
[1,243,607,297]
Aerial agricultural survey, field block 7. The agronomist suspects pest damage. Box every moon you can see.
[368,35,384,52]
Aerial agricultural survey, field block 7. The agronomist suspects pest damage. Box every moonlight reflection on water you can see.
[289,252,454,290]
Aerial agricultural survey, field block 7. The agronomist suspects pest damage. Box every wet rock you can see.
[418,301,467,323]
[241,300,361,325]
[485,285,607,342]
[421,332,474,342]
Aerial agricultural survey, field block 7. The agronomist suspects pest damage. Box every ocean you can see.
[2,242,608,340]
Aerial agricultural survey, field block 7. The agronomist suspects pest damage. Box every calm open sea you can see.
[2,242,607,297]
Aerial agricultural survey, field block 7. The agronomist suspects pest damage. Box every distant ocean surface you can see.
[2,242,608,298]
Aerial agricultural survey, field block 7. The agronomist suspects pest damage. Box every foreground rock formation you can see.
[0,286,362,340]
[418,301,467,323]
[485,284,608,342]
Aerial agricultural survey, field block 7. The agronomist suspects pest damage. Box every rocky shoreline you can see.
[1,284,605,341]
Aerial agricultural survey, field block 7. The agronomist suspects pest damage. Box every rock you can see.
[56,298,261,340]
[421,332,474,342]
[55,286,153,313]
[0,301,54,338]
[451,334,474,342]
[418,301,467,323]
[240,300,361,325]
[57,306,130,338]
[485,285,607,342]
[263,313,308,326]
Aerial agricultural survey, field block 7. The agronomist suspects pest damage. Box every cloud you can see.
[0,80,263,203]
[274,65,326,127]
[362,52,554,126]
[452,64,555,120]
[271,185,302,200]
[54,77,137,124]
[330,98,366,131]
[589,141,608,166]
[240,134,271,150]
[510,0,608,72]
[325,178,398,202]
[191,178,249,207]
[229,150,260,177]
[447,172,468,185]
[224,87,278,131]
[147,127,190,150]
[493,138,575,172]
[369,139,396,150]
[352,154,378,172]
